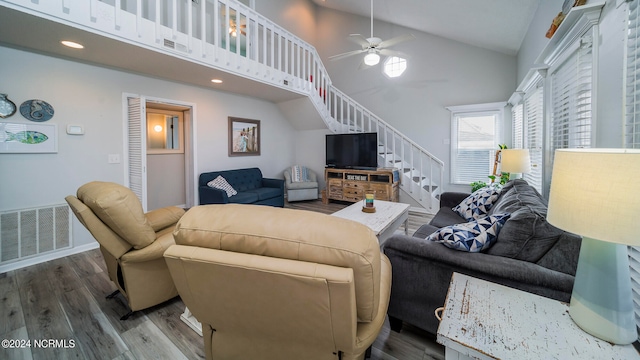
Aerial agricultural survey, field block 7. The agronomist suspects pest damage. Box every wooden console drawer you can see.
[325,168,400,204]
[343,187,364,199]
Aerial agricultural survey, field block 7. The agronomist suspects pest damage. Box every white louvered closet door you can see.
[126,96,148,211]
[625,0,640,334]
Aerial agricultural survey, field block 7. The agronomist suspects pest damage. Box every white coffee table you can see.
[331,200,410,245]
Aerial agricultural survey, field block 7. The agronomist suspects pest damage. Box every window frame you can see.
[624,0,640,335]
[447,102,507,186]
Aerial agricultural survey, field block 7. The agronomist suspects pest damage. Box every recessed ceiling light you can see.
[61,40,84,49]
[211,79,223,84]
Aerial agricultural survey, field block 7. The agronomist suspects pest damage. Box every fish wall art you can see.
[0,122,57,153]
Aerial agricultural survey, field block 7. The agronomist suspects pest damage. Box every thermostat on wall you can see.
[66,124,84,135]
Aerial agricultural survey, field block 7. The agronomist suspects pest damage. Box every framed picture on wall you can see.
[0,122,57,153]
[228,117,260,156]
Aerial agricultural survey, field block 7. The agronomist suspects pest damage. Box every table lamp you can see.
[547,148,640,344]
[500,149,531,177]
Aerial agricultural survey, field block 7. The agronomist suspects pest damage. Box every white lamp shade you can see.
[547,148,640,246]
[500,149,531,173]
[364,52,380,66]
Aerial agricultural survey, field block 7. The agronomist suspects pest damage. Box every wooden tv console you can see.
[324,168,400,203]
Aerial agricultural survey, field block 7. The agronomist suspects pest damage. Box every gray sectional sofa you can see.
[382,179,582,335]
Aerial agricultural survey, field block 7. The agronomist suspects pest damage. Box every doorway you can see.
[146,106,186,210]
[125,95,196,211]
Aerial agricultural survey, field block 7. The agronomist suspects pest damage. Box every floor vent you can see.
[0,204,71,265]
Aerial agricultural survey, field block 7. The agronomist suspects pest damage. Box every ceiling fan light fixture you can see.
[364,52,380,66]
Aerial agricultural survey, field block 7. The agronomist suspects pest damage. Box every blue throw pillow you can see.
[426,213,511,252]
[453,184,502,221]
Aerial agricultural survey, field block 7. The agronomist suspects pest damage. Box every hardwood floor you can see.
[0,200,443,360]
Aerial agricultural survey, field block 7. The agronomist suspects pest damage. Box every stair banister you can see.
[2,0,444,211]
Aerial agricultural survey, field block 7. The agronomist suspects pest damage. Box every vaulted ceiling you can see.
[312,0,541,55]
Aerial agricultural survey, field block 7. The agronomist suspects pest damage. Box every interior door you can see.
[126,95,196,211]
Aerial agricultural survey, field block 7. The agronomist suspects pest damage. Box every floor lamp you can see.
[547,148,640,344]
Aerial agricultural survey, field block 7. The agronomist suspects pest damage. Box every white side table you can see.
[437,273,639,360]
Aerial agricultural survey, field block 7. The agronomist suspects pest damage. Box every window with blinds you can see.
[549,34,593,160]
[512,103,524,149]
[523,86,544,194]
[625,0,640,334]
[449,107,503,185]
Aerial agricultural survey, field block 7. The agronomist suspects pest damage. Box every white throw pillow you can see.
[207,175,238,197]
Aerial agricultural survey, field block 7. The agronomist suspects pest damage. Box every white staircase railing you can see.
[2,0,444,211]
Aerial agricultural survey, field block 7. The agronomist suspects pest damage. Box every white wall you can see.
[0,46,296,249]
[517,1,626,148]
[312,7,517,192]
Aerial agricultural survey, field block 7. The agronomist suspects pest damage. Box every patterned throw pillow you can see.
[426,213,511,252]
[207,175,238,197]
[291,165,309,182]
[453,185,502,221]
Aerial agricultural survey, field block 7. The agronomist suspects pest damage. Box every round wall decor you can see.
[20,99,54,122]
[0,94,17,118]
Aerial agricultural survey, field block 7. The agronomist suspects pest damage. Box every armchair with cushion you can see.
[283,165,319,202]
[66,181,184,319]
[163,204,391,360]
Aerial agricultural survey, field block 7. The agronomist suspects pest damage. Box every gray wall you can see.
[517,1,626,148]
[311,6,517,192]
[0,46,296,249]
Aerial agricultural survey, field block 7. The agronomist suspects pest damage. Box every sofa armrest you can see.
[382,234,575,334]
[199,186,229,205]
[439,192,470,209]
[262,177,284,190]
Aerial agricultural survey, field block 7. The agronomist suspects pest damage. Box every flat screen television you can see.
[326,132,378,170]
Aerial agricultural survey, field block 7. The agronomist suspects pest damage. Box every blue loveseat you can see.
[199,167,284,207]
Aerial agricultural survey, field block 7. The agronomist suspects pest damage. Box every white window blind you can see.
[523,86,544,194]
[625,0,640,333]
[449,106,503,185]
[512,103,524,149]
[549,34,593,163]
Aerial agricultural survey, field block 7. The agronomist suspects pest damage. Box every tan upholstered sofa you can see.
[164,204,391,360]
[66,181,184,319]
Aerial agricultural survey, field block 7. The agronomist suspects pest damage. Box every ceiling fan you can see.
[329,0,415,67]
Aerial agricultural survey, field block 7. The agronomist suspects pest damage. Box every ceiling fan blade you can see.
[378,48,411,59]
[329,49,366,61]
[347,34,371,49]
[378,34,415,49]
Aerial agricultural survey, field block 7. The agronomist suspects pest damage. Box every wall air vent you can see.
[163,39,188,53]
[0,204,71,265]
[163,39,175,49]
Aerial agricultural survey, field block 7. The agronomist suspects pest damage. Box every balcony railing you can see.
[2,0,444,211]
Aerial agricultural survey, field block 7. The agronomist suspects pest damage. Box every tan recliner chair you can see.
[163,204,391,360]
[164,204,391,360]
[66,181,184,319]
